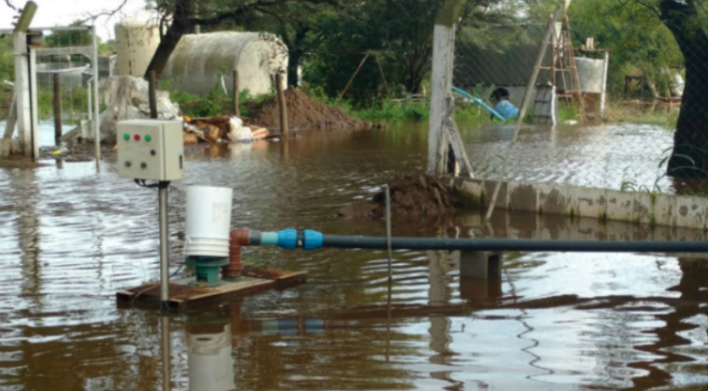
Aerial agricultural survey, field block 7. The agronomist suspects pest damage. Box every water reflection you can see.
[4,122,708,390]
[185,316,235,391]
[162,315,172,391]
[13,169,42,304]
[427,249,456,388]
[629,257,708,389]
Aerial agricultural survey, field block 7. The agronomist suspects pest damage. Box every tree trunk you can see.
[660,0,708,178]
[144,0,195,80]
[288,49,303,87]
[285,26,309,88]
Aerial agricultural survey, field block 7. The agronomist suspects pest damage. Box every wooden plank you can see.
[116,268,308,310]
[442,97,475,178]
[428,24,455,175]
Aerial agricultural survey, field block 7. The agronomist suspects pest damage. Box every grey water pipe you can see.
[237,229,708,253]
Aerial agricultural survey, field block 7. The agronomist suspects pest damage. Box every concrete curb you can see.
[451,177,708,231]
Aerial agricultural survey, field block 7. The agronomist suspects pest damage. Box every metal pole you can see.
[29,47,39,160]
[92,25,100,172]
[53,73,62,145]
[159,184,170,306]
[600,51,609,120]
[86,78,92,121]
[233,70,240,116]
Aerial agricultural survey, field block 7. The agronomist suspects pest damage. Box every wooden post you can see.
[276,73,288,135]
[374,55,391,98]
[233,70,240,117]
[336,53,369,106]
[148,70,158,119]
[428,0,464,175]
[53,74,62,145]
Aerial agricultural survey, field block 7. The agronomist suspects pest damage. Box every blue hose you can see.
[452,86,506,122]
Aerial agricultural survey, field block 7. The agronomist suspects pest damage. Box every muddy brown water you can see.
[1,121,707,390]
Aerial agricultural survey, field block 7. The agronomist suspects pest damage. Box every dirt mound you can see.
[250,88,371,131]
[339,174,463,219]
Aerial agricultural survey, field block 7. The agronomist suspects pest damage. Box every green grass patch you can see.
[159,80,269,119]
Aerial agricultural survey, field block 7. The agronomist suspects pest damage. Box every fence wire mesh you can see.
[452,16,696,196]
[1,26,100,147]
[0,34,13,124]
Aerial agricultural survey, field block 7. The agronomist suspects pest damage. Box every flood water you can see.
[1,121,707,390]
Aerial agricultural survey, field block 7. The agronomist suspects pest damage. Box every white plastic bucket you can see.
[185,186,233,258]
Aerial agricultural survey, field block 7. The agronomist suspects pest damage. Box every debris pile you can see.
[250,87,371,131]
[98,76,181,143]
[183,116,268,144]
[338,174,463,219]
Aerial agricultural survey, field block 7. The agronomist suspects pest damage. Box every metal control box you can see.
[117,120,184,181]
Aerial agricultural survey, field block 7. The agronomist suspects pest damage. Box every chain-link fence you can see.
[1,25,102,148]
[0,34,14,129]
[452,15,697,196]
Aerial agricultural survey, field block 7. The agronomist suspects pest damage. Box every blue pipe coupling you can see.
[267,229,323,250]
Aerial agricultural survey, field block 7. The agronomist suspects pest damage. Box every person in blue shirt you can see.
[490,87,519,120]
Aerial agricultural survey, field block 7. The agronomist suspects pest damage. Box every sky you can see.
[0,0,150,40]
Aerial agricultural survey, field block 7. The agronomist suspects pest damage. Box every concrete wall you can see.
[451,177,708,232]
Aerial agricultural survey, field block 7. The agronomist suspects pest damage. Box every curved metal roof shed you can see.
[162,32,288,97]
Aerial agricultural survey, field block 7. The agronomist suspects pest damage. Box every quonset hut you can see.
[161,32,288,97]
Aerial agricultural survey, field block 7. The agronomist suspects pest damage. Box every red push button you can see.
[134,134,141,141]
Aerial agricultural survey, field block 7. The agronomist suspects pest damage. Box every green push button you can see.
[123,133,130,140]
[145,135,152,142]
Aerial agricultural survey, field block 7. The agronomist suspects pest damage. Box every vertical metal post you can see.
[53,74,62,145]
[159,184,170,306]
[384,185,393,281]
[160,314,171,391]
[233,70,240,117]
[92,25,100,171]
[29,47,39,160]
[600,51,609,120]
[86,79,93,121]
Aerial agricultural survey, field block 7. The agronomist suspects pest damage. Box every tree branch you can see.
[191,0,343,26]
[78,0,130,24]
[3,0,17,11]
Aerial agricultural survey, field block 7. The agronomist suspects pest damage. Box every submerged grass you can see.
[603,101,679,129]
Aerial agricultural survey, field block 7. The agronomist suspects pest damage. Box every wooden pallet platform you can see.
[116,267,307,310]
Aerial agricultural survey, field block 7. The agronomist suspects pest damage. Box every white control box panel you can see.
[117,119,184,181]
